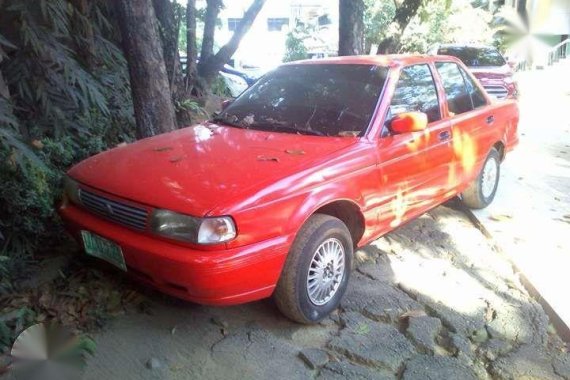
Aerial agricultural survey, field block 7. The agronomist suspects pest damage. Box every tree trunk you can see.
[200,0,222,64]
[116,0,177,139]
[338,0,364,56]
[198,0,267,84]
[376,0,422,54]
[184,0,199,94]
[153,0,183,95]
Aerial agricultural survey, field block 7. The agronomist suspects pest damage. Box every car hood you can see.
[69,123,358,216]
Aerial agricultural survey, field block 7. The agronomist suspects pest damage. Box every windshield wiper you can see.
[256,123,325,136]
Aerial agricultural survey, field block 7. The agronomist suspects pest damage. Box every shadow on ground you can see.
[69,203,570,380]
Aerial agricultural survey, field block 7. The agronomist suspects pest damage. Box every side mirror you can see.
[390,112,428,134]
[221,99,233,110]
[507,60,517,69]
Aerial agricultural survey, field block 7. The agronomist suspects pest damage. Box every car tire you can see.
[461,147,501,209]
[274,214,353,324]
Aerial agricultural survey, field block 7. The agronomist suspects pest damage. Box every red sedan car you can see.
[59,55,519,323]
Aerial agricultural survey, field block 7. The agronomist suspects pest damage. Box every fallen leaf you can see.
[399,309,427,319]
[153,146,172,152]
[116,142,128,148]
[285,149,305,156]
[337,131,359,137]
[31,140,44,149]
[355,323,370,335]
[489,214,512,222]
[257,155,279,162]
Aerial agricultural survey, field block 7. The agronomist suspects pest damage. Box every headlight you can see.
[63,176,81,205]
[150,210,236,244]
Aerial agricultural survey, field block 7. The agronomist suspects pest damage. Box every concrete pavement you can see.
[472,68,570,338]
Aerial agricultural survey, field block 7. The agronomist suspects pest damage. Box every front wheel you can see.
[274,214,353,324]
[461,147,501,209]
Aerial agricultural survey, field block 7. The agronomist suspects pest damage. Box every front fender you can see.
[285,185,366,237]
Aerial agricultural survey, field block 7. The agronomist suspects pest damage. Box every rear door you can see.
[434,61,491,188]
[376,64,453,229]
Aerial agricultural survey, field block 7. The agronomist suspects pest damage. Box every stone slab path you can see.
[81,205,570,380]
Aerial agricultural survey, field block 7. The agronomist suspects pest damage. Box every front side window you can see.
[215,64,388,137]
[388,64,441,123]
[435,62,474,115]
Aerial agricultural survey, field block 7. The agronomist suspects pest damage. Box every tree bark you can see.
[153,0,183,94]
[184,0,199,94]
[198,0,267,84]
[116,0,177,139]
[200,0,222,64]
[338,0,364,56]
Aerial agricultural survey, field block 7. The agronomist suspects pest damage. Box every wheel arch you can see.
[287,197,366,249]
[313,200,365,248]
[493,140,506,161]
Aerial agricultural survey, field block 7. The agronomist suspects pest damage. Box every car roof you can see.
[283,54,462,68]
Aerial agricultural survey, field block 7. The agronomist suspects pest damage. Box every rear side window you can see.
[459,67,487,109]
[435,62,474,115]
[389,64,441,123]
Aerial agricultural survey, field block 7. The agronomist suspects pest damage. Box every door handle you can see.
[486,115,495,125]
[438,130,451,142]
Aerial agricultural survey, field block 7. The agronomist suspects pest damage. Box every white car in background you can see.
[219,71,249,98]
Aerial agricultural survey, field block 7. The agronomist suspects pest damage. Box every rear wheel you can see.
[462,147,501,209]
[274,214,353,324]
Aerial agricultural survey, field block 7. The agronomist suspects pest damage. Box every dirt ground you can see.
[74,203,569,380]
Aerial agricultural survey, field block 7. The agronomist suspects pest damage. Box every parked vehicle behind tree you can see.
[59,55,519,323]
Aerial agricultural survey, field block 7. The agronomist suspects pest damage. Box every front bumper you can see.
[59,202,292,305]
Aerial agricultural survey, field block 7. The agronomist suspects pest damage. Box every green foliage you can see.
[283,32,308,62]
[362,0,492,54]
[211,75,232,97]
[363,0,396,48]
[491,6,529,52]
[0,307,35,354]
[398,0,494,53]
[0,0,135,288]
[175,98,209,118]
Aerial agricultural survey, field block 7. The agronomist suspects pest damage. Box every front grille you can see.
[79,189,148,231]
[483,85,508,99]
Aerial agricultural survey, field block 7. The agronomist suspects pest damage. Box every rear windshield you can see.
[437,47,506,67]
[217,64,388,137]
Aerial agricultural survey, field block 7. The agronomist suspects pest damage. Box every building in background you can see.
[202,0,338,70]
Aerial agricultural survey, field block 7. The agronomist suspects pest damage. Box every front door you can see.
[376,64,453,231]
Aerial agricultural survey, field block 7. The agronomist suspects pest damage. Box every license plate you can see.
[81,231,127,271]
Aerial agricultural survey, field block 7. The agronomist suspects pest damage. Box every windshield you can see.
[214,64,388,137]
[438,47,506,67]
